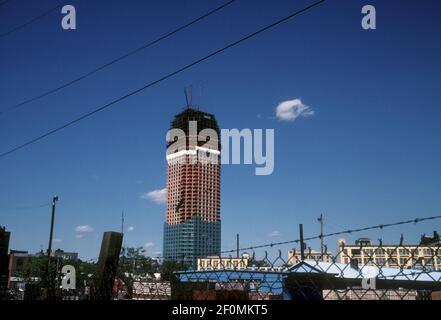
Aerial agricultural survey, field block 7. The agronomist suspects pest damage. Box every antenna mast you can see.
[184,86,193,109]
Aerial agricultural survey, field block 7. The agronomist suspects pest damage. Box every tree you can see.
[62,259,96,289]
[159,259,188,283]
[117,247,155,298]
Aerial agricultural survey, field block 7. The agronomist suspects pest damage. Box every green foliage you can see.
[116,247,155,298]
[25,256,49,278]
[118,247,155,276]
[159,259,188,283]
[62,259,96,288]
[13,256,56,284]
[13,255,96,289]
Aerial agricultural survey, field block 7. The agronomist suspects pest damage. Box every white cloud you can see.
[54,239,62,243]
[127,226,135,232]
[140,188,167,204]
[75,234,84,239]
[75,225,94,233]
[275,98,314,121]
[144,242,155,248]
[268,230,282,237]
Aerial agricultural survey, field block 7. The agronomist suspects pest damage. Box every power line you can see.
[0,0,13,7]
[0,0,238,116]
[220,214,441,254]
[50,214,441,263]
[0,202,50,210]
[0,1,64,38]
[0,0,327,159]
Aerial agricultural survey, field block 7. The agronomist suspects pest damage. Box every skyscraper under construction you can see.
[163,107,221,265]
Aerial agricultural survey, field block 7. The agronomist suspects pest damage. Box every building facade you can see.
[337,237,441,270]
[54,249,78,261]
[287,249,333,265]
[132,281,171,300]
[0,226,10,288]
[163,108,221,265]
[197,254,285,272]
[7,250,30,289]
[197,255,249,271]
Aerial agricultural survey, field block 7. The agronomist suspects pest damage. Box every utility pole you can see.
[46,196,59,294]
[318,214,324,261]
[299,224,305,260]
[236,234,240,258]
[121,211,124,234]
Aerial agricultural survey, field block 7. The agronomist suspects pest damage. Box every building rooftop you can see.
[181,259,441,283]
[287,260,441,282]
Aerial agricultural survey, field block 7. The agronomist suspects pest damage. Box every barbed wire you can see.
[8,219,440,301]
[220,214,441,254]
[73,214,441,263]
[0,202,51,210]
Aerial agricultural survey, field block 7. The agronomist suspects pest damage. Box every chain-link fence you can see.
[2,216,440,300]
[2,242,440,300]
[116,241,441,301]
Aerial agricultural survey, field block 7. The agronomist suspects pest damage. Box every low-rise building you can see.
[197,254,286,271]
[0,226,10,288]
[197,255,249,271]
[323,288,418,300]
[287,249,333,265]
[177,259,441,300]
[7,250,30,289]
[337,233,441,270]
[53,249,78,261]
[132,281,171,300]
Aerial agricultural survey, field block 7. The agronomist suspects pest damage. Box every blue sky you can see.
[0,0,440,260]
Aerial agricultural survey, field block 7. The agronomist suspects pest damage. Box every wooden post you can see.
[93,231,123,300]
